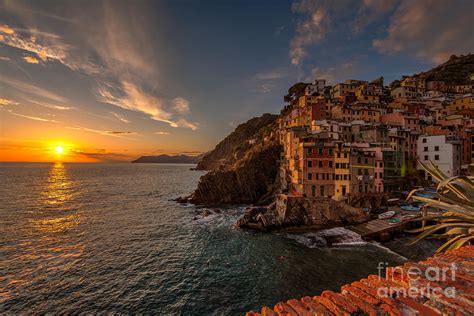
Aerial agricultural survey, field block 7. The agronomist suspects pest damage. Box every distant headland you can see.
[131,154,204,164]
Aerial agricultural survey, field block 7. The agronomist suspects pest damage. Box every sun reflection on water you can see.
[41,162,75,206]
[1,163,85,305]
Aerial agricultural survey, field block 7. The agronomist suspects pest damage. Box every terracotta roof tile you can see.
[247,246,473,315]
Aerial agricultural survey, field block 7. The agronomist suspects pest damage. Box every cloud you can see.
[0,24,69,62]
[0,24,15,35]
[353,0,397,34]
[26,99,74,110]
[6,110,57,122]
[111,112,130,124]
[373,0,474,63]
[71,148,133,162]
[98,81,198,130]
[0,76,67,102]
[23,55,40,64]
[154,131,170,135]
[67,126,138,138]
[290,1,328,65]
[175,119,199,131]
[0,98,19,106]
[172,97,190,113]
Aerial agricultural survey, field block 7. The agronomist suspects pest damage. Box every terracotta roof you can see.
[246,245,474,315]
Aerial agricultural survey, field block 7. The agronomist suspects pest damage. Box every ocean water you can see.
[0,163,406,314]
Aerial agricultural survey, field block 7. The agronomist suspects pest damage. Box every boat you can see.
[401,214,417,221]
[386,198,400,205]
[388,218,401,225]
[378,211,396,220]
[400,205,420,212]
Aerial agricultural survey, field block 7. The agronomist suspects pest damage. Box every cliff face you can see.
[189,114,281,205]
[196,113,278,171]
[190,143,281,205]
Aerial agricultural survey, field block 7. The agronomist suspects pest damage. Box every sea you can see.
[0,163,408,314]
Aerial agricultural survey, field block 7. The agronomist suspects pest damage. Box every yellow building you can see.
[450,94,474,111]
[334,143,350,201]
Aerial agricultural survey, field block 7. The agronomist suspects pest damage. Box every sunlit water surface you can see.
[0,163,406,314]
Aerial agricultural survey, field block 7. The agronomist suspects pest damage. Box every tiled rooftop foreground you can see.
[246,245,474,315]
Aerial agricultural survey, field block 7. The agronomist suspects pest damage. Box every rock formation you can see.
[237,195,369,231]
[187,113,282,205]
[196,113,278,171]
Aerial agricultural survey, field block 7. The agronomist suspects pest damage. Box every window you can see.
[318,160,323,167]
[337,153,341,158]
[329,149,333,156]
[308,160,312,167]
[435,155,439,161]
[322,173,325,180]
[357,157,361,163]
[364,158,368,164]
[308,148,312,154]
[308,173,312,180]
[379,172,383,179]
[358,169,362,175]
[434,146,439,151]
[329,161,333,168]
[424,155,428,161]
[318,148,323,155]
[422,138,427,143]
[424,147,428,152]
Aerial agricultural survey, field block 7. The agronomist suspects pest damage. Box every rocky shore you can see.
[236,195,369,232]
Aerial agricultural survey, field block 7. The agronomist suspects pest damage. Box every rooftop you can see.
[246,246,474,315]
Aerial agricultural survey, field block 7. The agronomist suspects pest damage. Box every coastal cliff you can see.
[188,113,281,205]
[196,113,278,171]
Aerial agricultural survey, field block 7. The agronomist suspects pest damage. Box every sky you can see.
[0,0,473,162]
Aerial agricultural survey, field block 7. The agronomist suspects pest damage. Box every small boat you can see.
[378,211,396,220]
[413,192,435,199]
[387,198,400,203]
[388,218,401,225]
[401,205,420,212]
[401,214,417,221]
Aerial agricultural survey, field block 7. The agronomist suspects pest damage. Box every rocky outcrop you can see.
[196,113,278,171]
[189,142,282,205]
[237,194,369,231]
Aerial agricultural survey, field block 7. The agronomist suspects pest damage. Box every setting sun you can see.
[55,145,64,154]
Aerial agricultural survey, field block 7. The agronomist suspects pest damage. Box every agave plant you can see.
[405,160,474,253]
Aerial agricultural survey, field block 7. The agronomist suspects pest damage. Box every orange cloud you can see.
[0,24,15,35]
[23,55,40,64]
[0,98,19,106]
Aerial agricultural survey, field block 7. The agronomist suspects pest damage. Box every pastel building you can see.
[334,143,351,200]
[417,135,462,180]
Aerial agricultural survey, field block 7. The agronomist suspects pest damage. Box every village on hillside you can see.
[278,55,474,205]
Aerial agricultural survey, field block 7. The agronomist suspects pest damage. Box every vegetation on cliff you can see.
[196,113,278,171]
[414,54,474,84]
[189,114,281,205]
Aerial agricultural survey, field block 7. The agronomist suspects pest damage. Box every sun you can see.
[55,145,64,154]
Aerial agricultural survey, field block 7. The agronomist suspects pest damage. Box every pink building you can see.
[380,112,419,132]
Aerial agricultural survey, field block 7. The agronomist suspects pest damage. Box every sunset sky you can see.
[0,0,472,162]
